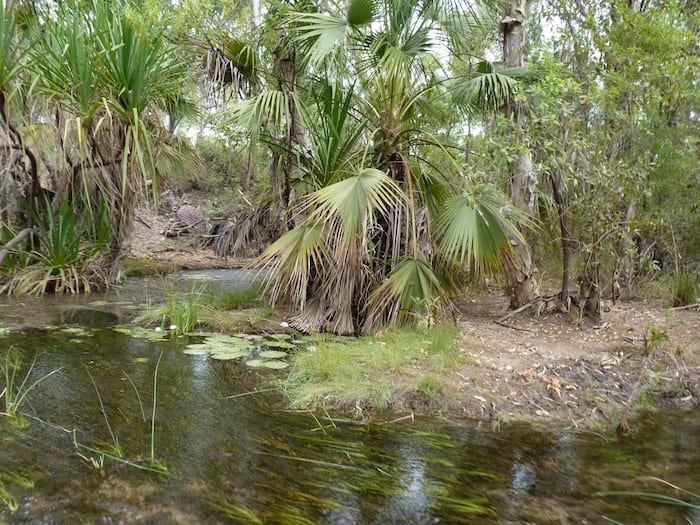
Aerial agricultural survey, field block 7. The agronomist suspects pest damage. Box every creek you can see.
[0,271,698,524]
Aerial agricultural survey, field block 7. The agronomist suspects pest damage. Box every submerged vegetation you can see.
[0,349,62,428]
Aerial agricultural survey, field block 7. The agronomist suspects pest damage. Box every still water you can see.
[0,271,698,524]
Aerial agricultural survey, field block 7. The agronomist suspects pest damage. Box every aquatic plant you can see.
[182,332,294,369]
[75,355,167,474]
[1,348,63,427]
[85,367,123,457]
[0,482,18,514]
[596,476,700,511]
[138,282,207,335]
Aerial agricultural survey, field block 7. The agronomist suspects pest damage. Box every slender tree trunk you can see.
[501,0,540,308]
[550,167,571,305]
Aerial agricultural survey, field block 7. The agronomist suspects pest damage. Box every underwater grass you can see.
[1,349,63,427]
[283,323,463,412]
[0,482,18,514]
[75,358,167,474]
[596,476,700,511]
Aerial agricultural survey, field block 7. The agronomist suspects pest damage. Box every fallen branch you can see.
[0,227,33,266]
[669,303,700,311]
[494,320,533,332]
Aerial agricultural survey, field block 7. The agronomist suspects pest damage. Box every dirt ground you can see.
[451,292,699,428]
[125,202,700,428]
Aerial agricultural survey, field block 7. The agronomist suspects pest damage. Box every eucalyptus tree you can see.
[522,0,700,316]
[243,0,531,334]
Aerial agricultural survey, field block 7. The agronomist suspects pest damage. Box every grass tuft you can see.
[283,323,462,413]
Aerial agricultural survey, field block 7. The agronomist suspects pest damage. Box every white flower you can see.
[280,321,290,328]
[169,324,177,330]
[154,327,162,332]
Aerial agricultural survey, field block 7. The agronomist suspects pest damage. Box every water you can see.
[0,271,698,524]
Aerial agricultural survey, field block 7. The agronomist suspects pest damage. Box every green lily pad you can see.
[257,350,287,359]
[261,340,295,349]
[259,360,289,369]
[244,359,266,367]
[211,351,248,360]
[183,348,211,355]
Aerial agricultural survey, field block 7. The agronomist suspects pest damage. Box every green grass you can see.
[208,285,264,310]
[137,282,207,335]
[673,271,697,307]
[1,349,63,427]
[283,323,463,413]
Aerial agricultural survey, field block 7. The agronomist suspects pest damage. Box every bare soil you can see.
[126,202,700,427]
[451,291,699,428]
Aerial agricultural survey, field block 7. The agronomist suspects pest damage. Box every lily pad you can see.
[261,340,295,349]
[244,359,266,367]
[183,348,211,355]
[259,360,289,369]
[211,351,249,360]
[268,333,292,341]
[257,350,287,359]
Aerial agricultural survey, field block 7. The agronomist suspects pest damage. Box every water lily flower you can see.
[280,321,289,328]
[169,324,177,330]
[154,327,162,332]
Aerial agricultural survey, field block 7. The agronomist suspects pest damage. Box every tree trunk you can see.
[501,0,539,308]
[550,167,572,305]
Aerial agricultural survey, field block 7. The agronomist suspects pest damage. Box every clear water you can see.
[0,272,698,524]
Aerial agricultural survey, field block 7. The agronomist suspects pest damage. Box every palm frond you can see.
[286,12,348,67]
[256,222,327,308]
[305,168,405,241]
[364,257,445,331]
[435,184,530,277]
[0,1,28,93]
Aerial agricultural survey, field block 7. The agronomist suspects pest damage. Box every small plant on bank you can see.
[1,348,63,427]
[1,197,111,295]
[138,282,207,336]
[673,271,697,307]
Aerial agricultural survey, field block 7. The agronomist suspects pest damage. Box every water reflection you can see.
[0,272,698,524]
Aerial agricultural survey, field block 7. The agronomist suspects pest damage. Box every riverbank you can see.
[125,205,700,432]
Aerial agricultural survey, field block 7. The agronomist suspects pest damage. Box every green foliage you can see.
[1,349,63,427]
[283,323,462,412]
[208,285,264,310]
[1,197,111,295]
[138,283,207,336]
[673,272,697,307]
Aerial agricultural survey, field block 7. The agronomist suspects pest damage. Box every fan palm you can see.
[247,0,534,334]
